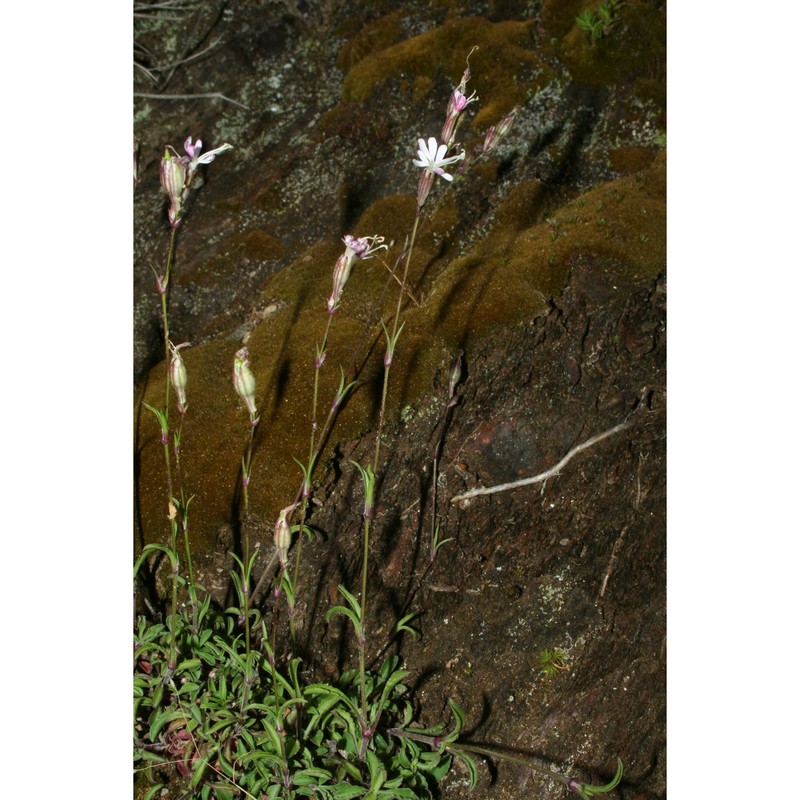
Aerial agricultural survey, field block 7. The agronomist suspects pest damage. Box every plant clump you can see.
[135,46,631,800]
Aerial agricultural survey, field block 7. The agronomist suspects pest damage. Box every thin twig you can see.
[141,38,225,74]
[450,419,632,504]
[636,449,648,508]
[134,0,198,13]
[134,61,159,85]
[134,91,250,110]
[376,254,421,307]
[599,523,629,599]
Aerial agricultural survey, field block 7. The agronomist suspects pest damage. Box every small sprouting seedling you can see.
[576,0,623,45]
[575,8,604,43]
[546,217,561,242]
[431,522,455,558]
[538,647,570,677]
[639,232,649,243]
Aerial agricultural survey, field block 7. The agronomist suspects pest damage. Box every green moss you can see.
[336,10,405,71]
[608,146,657,176]
[558,0,666,90]
[540,0,587,39]
[339,17,551,129]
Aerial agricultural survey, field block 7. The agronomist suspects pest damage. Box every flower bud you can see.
[233,347,258,422]
[169,341,190,414]
[327,249,356,314]
[482,105,520,155]
[416,169,434,208]
[274,504,296,568]
[482,124,498,153]
[441,87,477,148]
[447,349,463,402]
[327,235,386,312]
[496,105,519,138]
[160,148,186,227]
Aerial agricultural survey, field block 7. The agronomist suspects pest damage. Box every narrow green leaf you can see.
[174,658,202,675]
[452,747,478,789]
[148,708,189,742]
[142,784,165,800]
[325,604,363,635]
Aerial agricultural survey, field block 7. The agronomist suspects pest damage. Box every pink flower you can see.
[327,235,387,313]
[449,88,477,115]
[159,136,232,227]
[160,148,187,227]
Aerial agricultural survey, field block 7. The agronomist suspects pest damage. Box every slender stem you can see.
[450,742,568,785]
[430,395,456,561]
[240,423,257,659]
[167,519,179,673]
[388,728,571,789]
[353,212,425,745]
[311,315,333,459]
[285,314,334,650]
[174,418,199,630]
[262,595,290,791]
[159,436,173,515]
[251,340,363,607]
[358,517,371,723]
[161,228,177,413]
[173,414,196,610]
[373,213,421,470]
[158,226,178,501]
[158,226,179,669]
[288,532,302,654]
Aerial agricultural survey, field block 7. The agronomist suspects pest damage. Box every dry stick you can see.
[599,523,629,599]
[134,91,250,109]
[450,419,633,504]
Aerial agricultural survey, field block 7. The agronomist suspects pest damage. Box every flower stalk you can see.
[232,346,261,663]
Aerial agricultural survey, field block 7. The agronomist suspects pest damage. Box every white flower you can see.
[183,136,233,170]
[412,136,465,182]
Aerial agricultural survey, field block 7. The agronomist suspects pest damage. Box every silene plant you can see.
[134,54,624,800]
